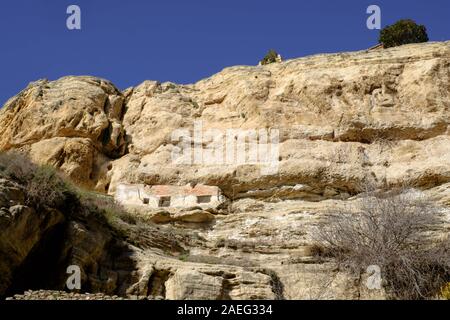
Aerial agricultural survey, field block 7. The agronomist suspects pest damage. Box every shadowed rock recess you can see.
[0,41,449,300]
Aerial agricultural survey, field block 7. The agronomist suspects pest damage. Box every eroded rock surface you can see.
[0,76,126,190]
[111,41,450,200]
[1,41,450,300]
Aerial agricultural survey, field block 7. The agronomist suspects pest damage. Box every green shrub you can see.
[260,49,279,65]
[0,151,134,238]
[178,253,190,261]
[379,19,428,48]
[78,190,127,223]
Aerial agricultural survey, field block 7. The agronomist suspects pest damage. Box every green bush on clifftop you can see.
[260,49,280,65]
[379,19,429,48]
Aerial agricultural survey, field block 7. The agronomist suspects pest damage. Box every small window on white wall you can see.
[197,195,211,204]
[159,197,171,207]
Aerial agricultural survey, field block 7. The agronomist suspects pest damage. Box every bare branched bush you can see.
[25,165,75,210]
[314,188,450,299]
[0,151,37,182]
[79,190,132,225]
[0,151,138,238]
[0,151,75,210]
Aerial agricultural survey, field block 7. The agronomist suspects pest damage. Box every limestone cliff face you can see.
[0,41,449,300]
[0,76,127,190]
[1,42,449,200]
[114,41,450,200]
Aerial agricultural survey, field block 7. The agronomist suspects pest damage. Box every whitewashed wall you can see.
[115,183,225,209]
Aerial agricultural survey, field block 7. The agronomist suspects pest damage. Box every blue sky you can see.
[0,0,449,105]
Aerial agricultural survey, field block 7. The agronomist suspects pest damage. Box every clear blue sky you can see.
[0,0,449,105]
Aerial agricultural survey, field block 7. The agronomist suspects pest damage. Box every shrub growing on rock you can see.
[25,165,75,210]
[0,151,76,210]
[0,151,142,245]
[313,188,450,299]
[260,49,280,65]
[0,151,36,183]
[379,19,429,48]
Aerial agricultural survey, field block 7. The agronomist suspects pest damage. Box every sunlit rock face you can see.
[0,41,449,300]
[112,41,450,201]
[0,76,127,190]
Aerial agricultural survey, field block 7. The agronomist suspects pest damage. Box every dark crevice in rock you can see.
[147,269,172,298]
[3,221,67,298]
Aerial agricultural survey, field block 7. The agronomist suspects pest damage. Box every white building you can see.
[115,183,225,209]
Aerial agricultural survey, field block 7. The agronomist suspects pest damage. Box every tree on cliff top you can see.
[260,49,280,65]
[379,19,429,48]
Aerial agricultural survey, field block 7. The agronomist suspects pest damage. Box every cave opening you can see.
[3,223,69,298]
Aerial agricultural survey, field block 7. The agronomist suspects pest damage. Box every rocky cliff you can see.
[0,41,449,299]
